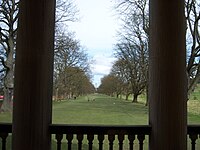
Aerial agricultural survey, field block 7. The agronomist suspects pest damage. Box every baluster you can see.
[108,132,115,150]
[128,134,135,150]
[98,134,104,150]
[55,133,63,150]
[118,132,124,150]
[66,134,73,150]
[189,133,198,150]
[0,132,8,150]
[137,134,145,150]
[87,134,94,150]
[77,134,84,150]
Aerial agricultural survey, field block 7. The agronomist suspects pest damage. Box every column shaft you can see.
[12,0,55,149]
[149,0,187,149]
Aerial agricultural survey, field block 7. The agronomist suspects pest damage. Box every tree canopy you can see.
[0,0,94,111]
[99,0,200,102]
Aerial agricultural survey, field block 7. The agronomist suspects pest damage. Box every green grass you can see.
[188,84,200,117]
[0,111,12,123]
[1,90,200,149]
[187,84,200,124]
[1,90,200,124]
[52,93,148,125]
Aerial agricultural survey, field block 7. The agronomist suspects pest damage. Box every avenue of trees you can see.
[1,0,199,111]
[53,30,95,100]
[99,0,200,103]
[99,0,148,103]
[0,0,95,112]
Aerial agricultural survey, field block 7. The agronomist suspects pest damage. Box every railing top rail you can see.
[1,123,200,135]
[188,124,200,134]
[49,124,152,135]
[0,123,12,133]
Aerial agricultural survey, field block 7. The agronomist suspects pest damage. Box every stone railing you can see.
[50,124,151,150]
[1,123,200,150]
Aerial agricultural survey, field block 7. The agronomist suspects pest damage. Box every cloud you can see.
[67,0,120,87]
[91,54,116,75]
[68,0,119,54]
[90,54,116,87]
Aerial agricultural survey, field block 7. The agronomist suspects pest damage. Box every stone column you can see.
[149,0,187,149]
[12,0,55,149]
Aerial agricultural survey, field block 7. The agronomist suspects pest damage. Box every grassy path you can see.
[1,93,200,149]
[1,93,200,124]
[52,94,148,125]
[52,93,200,124]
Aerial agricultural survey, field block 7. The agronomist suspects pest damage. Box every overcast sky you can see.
[68,0,119,87]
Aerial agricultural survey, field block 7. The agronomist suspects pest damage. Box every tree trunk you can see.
[0,49,14,112]
[187,73,200,99]
[125,93,129,100]
[55,88,59,101]
[132,94,138,103]
[0,88,13,112]
[145,85,149,106]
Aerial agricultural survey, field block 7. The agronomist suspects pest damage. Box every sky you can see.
[68,0,119,87]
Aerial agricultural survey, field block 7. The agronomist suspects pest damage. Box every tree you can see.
[0,0,19,112]
[69,67,95,96]
[53,31,92,100]
[185,0,200,96]
[114,0,149,36]
[111,59,132,100]
[54,31,90,73]
[98,74,123,97]
[55,0,79,24]
[0,0,79,111]
[54,66,94,99]
[112,0,149,102]
[114,39,148,102]
[114,0,200,99]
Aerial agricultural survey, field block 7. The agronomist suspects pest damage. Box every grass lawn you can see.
[1,91,200,149]
[1,92,200,124]
[52,93,148,125]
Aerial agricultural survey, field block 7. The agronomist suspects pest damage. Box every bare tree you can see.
[111,59,132,100]
[114,39,148,102]
[185,0,200,96]
[56,0,79,23]
[53,31,92,100]
[112,0,148,103]
[114,0,200,100]
[114,0,149,36]
[0,0,19,112]
[98,74,122,97]
[54,66,94,100]
[0,0,79,111]
[54,31,90,74]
